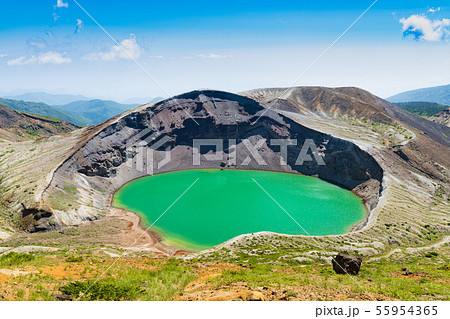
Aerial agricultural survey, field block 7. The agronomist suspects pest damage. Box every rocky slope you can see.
[0,86,447,268]
[21,90,383,232]
[242,87,450,147]
[243,87,393,121]
[243,86,450,184]
[0,104,80,141]
[431,108,450,127]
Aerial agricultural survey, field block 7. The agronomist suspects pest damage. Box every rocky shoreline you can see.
[107,166,379,254]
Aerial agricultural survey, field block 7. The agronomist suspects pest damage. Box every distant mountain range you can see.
[55,99,138,125]
[3,92,91,105]
[0,98,92,127]
[0,91,157,126]
[2,91,163,107]
[387,84,450,105]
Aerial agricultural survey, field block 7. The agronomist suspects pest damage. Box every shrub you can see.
[60,281,143,301]
[60,262,196,301]
[0,252,35,266]
[65,256,84,263]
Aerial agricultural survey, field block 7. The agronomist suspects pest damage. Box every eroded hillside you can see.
[0,87,448,268]
[0,104,80,142]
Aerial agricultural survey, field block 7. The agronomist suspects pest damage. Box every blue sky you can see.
[0,0,449,101]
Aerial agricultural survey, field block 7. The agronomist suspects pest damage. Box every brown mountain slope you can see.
[19,90,382,232]
[0,104,80,141]
[0,88,448,269]
[242,86,449,147]
[242,86,450,183]
[243,87,392,122]
[431,108,450,127]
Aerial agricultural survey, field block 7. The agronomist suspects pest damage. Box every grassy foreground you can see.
[0,250,448,301]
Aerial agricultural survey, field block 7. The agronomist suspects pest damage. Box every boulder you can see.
[401,268,413,276]
[332,253,362,275]
[246,291,265,301]
[53,293,73,301]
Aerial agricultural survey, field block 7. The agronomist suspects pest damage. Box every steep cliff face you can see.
[22,90,383,232]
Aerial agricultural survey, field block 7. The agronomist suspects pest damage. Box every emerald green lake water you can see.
[113,169,366,251]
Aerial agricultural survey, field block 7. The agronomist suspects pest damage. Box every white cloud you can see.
[150,55,164,59]
[37,52,71,64]
[400,14,450,41]
[53,12,60,22]
[55,0,68,8]
[0,54,8,58]
[198,53,233,59]
[428,7,441,13]
[7,52,71,66]
[75,19,84,33]
[83,34,142,61]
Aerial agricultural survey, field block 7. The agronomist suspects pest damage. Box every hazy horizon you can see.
[1,0,449,101]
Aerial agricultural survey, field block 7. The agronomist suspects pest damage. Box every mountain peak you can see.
[152,89,264,121]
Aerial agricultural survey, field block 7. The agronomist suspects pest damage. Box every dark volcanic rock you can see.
[32,90,383,231]
[53,293,73,301]
[431,107,450,127]
[332,253,362,275]
[64,90,383,187]
[21,201,56,232]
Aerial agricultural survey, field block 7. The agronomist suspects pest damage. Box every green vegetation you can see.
[60,281,143,301]
[60,261,196,301]
[388,84,450,106]
[0,249,447,301]
[57,99,135,125]
[394,101,449,117]
[48,186,80,211]
[209,261,450,300]
[0,252,35,266]
[24,130,41,139]
[65,256,84,263]
[0,98,91,126]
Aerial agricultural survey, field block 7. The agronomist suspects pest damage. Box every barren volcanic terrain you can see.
[432,107,450,127]
[0,87,448,301]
